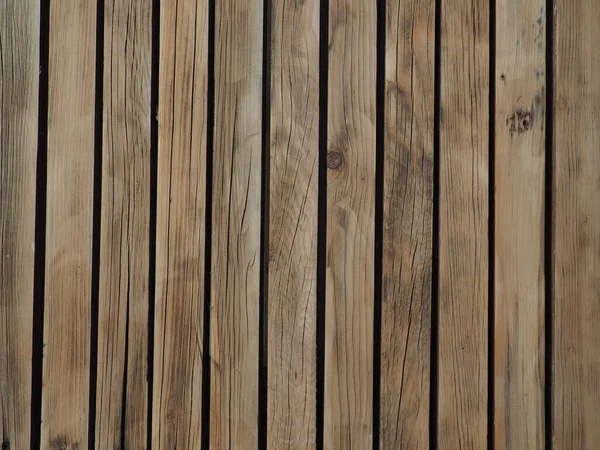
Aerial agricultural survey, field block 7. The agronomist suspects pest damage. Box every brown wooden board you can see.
[42,0,97,446]
[380,0,435,447]
[553,0,600,446]
[324,0,376,447]
[209,1,263,447]
[95,0,152,447]
[152,0,208,447]
[267,0,319,447]
[438,0,489,447]
[0,1,39,447]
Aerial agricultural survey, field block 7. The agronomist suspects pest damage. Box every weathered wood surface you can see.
[210,0,263,447]
[380,0,435,447]
[553,0,600,447]
[438,0,489,447]
[42,0,97,447]
[0,1,39,447]
[494,1,546,449]
[153,0,208,447]
[324,0,376,447]
[267,0,319,447]
[96,0,152,447]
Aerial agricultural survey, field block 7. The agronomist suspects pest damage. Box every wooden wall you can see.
[1,0,599,448]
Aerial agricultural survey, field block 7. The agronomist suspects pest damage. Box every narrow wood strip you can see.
[95,0,152,447]
[494,1,546,448]
[42,0,97,446]
[438,0,489,446]
[267,0,319,447]
[209,0,263,447]
[152,0,208,447]
[324,0,376,447]
[380,0,435,447]
[0,1,40,447]
[553,0,600,447]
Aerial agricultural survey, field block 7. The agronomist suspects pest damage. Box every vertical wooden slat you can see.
[380,0,435,447]
[494,1,546,448]
[324,0,376,447]
[210,0,263,447]
[153,0,208,447]
[0,1,39,447]
[438,0,489,447]
[43,0,96,446]
[553,0,600,447]
[95,0,152,447]
[267,0,318,447]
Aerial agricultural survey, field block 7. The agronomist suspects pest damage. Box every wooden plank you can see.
[267,0,318,447]
[0,1,39,447]
[494,1,546,448]
[42,0,96,446]
[95,0,152,447]
[438,0,489,447]
[324,0,376,447]
[152,0,208,447]
[380,0,435,447]
[553,0,600,447]
[209,0,263,447]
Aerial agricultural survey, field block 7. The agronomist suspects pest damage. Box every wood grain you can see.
[209,0,263,447]
[438,0,489,447]
[267,0,319,447]
[324,0,376,447]
[0,1,39,447]
[380,0,435,447]
[553,0,600,447]
[95,0,152,447]
[42,0,97,447]
[153,0,208,447]
[494,2,546,448]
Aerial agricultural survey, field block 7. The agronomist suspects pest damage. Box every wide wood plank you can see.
[209,0,263,447]
[494,1,546,448]
[324,0,376,447]
[95,0,152,447]
[553,0,600,447]
[267,0,319,447]
[380,0,435,447]
[42,0,97,446]
[152,0,208,447]
[438,0,489,447]
[0,1,39,447]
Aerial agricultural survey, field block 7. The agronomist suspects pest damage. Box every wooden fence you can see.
[1,0,599,448]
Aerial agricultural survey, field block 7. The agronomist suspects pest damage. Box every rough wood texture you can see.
[153,0,208,447]
[553,0,600,447]
[324,0,376,447]
[42,1,96,447]
[0,1,39,447]
[267,0,319,447]
[380,0,434,447]
[438,0,489,447]
[494,2,546,449]
[210,1,263,447]
[96,0,152,447]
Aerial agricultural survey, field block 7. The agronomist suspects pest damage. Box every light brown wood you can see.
[553,0,600,447]
[324,0,376,447]
[0,1,39,447]
[267,0,319,447]
[153,0,208,447]
[209,0,263,447]
[494,2,546,448]
[438,0,489,447]
[380,0,434,447]
[43,0,97,446]
[95,0,152,447]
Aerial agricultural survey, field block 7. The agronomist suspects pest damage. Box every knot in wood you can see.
[327,151,343,169]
